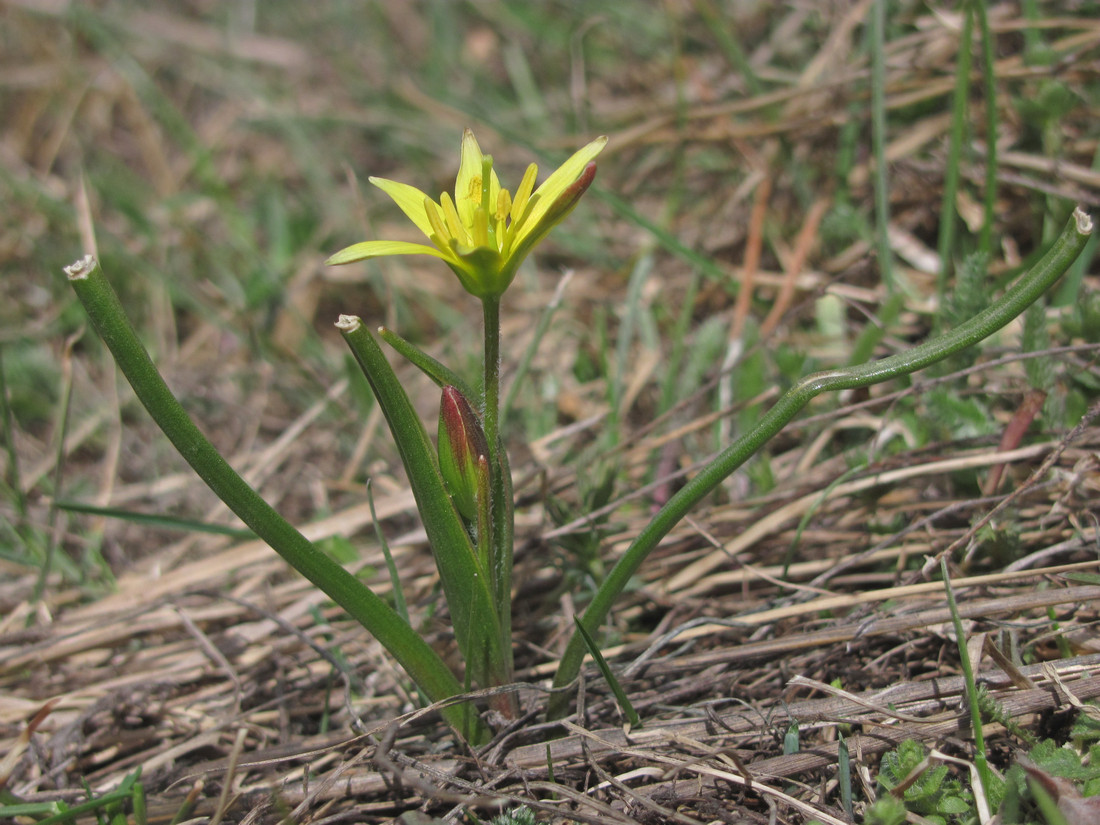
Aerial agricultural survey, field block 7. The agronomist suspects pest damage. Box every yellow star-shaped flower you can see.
[327,129,607,298]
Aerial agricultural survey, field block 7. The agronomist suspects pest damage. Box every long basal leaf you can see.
[65,257,484,741]
[337,316,509,690]
[548,207,1093,719]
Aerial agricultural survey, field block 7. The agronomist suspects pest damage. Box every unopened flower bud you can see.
[438,386,490,521]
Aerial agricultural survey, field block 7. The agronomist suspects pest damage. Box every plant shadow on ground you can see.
[2,1,1100,823]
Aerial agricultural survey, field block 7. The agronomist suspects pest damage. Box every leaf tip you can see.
[64,254,98,280]
[335,314,361,332]
[1074,206,1092,235]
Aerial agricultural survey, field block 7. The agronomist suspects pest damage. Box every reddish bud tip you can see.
[438,386,490,521]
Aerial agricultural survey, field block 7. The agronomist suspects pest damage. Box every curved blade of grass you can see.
[936,1,975,300]
[55,500,256,538]
[2,789,131,824]
[870,0,895,294]
[548,208,1093,719]
[940,557,994,808]
[572,615,641,729]
[64,257,485,742]
[501,270,572,423]
[337,315,511,692]
[366,479,408,624]
[975,0,998,256]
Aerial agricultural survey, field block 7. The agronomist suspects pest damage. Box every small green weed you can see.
[490,805,537,825]
[0,766,147,825]
[860,735,1100,825]
[874,740,973,825]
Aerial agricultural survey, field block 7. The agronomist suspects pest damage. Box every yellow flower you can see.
[327,129,607,298]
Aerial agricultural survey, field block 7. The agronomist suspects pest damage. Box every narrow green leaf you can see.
[941,556,994,809]
[337,315,510,691]
[549,208,1092,719]
[366,479,408,624]
[783,722,800,755]
[936,1,975,301]
[572,615,641,729]
[838,734,853,819]
[1061,572,1100,586]
[24,787,132,825]
[65,259,484,742]
[378,326,477,401]
[56,500,255,538]
[870,0,895,293]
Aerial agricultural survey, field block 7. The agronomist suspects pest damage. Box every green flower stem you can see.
[548,207,1093,718]
[337,317,510,696]
[479,297,505,617]
[492,434,515,685]
[482,295,502,456]
[64,256,485,742]
[480,293,517,709]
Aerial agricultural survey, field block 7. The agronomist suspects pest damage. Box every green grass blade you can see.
[5,784,131,825]
[936,2,975,303]
[695,0,761,95]
[366,479,408,624]
[940,556,994,809]
[572,615,642,729]
[610,253,654,440]
[838,734,853,819]
[501,271,571,424]
[0,349,27,520]
[594,188,727,282]
[870,0,895,293]
[974,0,998,256]
[1028,781,1071,825]
[1061,572,1100,585]
[55,500,256,538]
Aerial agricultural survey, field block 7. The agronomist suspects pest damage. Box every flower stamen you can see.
[480,157,495,248]
[440,192,470,247]
[424,198,452,246]
[511,164,538,227]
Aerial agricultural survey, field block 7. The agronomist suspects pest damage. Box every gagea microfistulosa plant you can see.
[67,128,1093,744]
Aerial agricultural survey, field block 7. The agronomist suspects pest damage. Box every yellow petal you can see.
[423,198,452,244]
[487,165,501,225]
[439,191,470,246]
[520,136,607,242]
[495,188,511,245]
[510,163,538,225]
[369,177,436,239]
[325,240,449,266]
[455,130,486,230]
